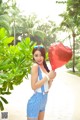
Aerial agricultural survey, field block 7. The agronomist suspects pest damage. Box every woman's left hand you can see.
[48,70,56,80]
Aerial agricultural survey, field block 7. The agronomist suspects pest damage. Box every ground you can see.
[0,65,80,120]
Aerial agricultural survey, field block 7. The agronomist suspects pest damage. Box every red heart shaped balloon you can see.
[48,42,72,70]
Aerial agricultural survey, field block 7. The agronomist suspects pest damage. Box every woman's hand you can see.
[48,70,56,80]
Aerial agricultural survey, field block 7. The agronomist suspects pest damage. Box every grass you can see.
[68,70,80,77]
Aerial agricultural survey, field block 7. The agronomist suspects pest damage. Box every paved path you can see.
[0,66,80,120]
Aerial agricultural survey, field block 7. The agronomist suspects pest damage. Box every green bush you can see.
[76,58,80,71]
[66,55,80,71]
[0,28,35,111]
[66,60,73,69]
[76,63,80,71]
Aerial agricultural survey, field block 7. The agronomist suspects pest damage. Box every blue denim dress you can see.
[27,66,48,118]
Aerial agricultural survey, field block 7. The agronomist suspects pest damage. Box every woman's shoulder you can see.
[32,63,39,71]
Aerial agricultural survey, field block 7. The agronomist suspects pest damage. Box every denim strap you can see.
[38,67,44,92]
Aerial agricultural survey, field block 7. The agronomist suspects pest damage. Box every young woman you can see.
[27,45,56,120]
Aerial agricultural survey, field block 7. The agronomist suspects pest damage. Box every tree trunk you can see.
[72,32,76,72]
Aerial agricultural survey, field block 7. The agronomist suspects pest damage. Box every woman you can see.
[27,45,56,120]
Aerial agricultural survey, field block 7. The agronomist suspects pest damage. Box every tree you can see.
[59,0,80,72]
[60,12,76,72]
[7,0,22,45]
[36,19,57,50]
[67,0,80,27]
[0,0,11,33]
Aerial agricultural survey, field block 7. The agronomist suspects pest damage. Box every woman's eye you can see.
[34,54,42,57]
[35,54,38,57]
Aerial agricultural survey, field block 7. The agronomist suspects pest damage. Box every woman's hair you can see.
[32,45,50,72]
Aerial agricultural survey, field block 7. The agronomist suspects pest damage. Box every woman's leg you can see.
[38,111,45,120]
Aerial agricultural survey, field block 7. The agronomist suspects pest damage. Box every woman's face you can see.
[33,50,44,65]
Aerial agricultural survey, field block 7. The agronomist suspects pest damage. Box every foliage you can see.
[0,0,57,48]
[66,60,73,69]
[76,63,80,72]
[76,58,80,72]
[36,20,57,50]
[0,1,11,33]
[66,55,80,72]
[58,0,80,72]
[68,71,80,77]
[67,0,80,27]
[0,28,34,111]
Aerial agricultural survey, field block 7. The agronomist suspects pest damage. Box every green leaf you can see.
[25,37,30,45]
[0,101,4,111]
[0,96,8,104]
[3,37,14,45]
[2,81,7,90]
[1,92,11,95]
[0,28,7,40]
[0,73,8,79]
[8,82,13,90]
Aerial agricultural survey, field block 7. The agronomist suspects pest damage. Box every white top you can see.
[35,67,49,93]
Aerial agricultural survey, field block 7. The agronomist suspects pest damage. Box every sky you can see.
[16,0,70,45]
[17,0,66,25]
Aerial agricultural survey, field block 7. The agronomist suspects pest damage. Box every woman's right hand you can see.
[48,70,56,80]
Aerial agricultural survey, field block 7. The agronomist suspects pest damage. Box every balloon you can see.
[48,42,72,70]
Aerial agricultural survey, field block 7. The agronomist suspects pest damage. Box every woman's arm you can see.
[48,80,53,89]
[31,64,48,90]
[48,71,56,89]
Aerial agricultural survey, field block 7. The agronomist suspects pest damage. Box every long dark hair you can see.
[32,45,50,72]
